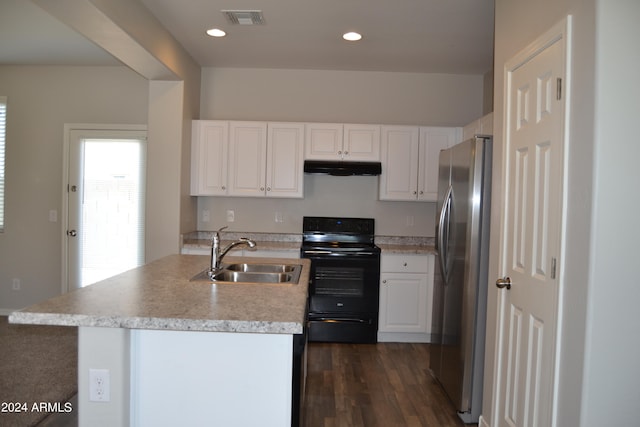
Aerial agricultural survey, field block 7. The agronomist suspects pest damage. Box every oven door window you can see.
[315,266,364,297]
[307,256,379,314]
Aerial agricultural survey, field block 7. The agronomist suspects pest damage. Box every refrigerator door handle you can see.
[437,185,453,284]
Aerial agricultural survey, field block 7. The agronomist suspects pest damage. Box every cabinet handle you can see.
[338,150,342,155]
[221,186,226,190]
[413,190,417,195]
[344,151,349,155]
[266,187,271,191]
[419,190,424,195]
[403,262,407,267]
[382,280,387,284]
[260,187,265,191]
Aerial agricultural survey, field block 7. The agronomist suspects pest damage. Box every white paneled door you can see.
[495,19,569,427]
[65,127,147,290]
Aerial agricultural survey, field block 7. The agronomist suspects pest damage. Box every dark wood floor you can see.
[302,342,476,427]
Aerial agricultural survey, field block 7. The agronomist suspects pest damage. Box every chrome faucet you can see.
[208,226,257,275]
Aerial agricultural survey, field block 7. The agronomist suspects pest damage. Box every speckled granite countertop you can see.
[183,232,301,252]
[9,255,310,335]
[181,231,436,254]
[375,236,436,255]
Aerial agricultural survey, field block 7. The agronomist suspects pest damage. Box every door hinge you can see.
[556,78,562,100]
[551,257,557,279]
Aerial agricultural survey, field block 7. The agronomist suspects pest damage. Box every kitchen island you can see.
[9,254,310,427]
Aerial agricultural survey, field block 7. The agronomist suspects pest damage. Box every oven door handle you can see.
[302,250,379,256]
[310,318,371,324]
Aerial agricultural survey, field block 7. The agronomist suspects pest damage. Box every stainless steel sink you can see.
[225,263,296,273]
[211,271,294,283]
[190,263,302,284]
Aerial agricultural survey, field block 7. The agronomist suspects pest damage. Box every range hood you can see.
[304,160,382,176]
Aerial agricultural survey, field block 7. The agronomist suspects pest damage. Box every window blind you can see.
[0,97,6,232]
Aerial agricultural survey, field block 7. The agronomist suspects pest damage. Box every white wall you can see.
[201,68,483,126]
[197,67,485,236]
[0,66,148,311]
[199,176,436,236]
[485,1,640,426]
[581,1,640,425]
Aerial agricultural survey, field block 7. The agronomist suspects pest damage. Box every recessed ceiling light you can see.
[206,28,226,37]
[342,32,362,41]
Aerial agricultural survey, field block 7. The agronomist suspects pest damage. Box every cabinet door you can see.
[418,127,460,201]
[304,123,343,160]
[479,112,494,135]
[379,272,429,333]
[266,123,304,198]
[190,120,229,196]
[462,119,481,141]
[379,126,420,200]
[343,124,380,161]
[228,121,268,197]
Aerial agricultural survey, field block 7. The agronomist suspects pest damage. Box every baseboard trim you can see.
[478,414,491,427]
[377,332,432,343]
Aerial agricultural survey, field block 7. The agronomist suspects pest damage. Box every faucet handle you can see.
[212,226,228,244]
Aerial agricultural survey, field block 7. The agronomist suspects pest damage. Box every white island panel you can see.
[131,329,293,427]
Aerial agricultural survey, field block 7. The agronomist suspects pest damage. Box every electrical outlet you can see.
[275,211,284,223]
[226,209,235,222]
[202,210,210,223]
[12,278,20,291]
[89,368,110,402]
[48,209,58,222]
[406,215,415,227]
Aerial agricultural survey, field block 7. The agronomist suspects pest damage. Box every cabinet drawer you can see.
[380,254,430,273]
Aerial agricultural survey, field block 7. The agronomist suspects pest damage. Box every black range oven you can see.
[301,216,381,344]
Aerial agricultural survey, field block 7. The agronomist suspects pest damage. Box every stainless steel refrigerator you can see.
[430,135,492,423]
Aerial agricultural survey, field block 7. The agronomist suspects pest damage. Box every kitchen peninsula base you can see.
[9,255,310,427]
[79,326,294,426]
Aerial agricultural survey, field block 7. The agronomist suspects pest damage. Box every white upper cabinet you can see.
[190,120,229,196]
[305,123,380,161]
[379,126,460,201]
[462,112,494,140]
[228,121,304,198]
[192,120,304,198]
[265,123,305,198]
[418,127,460,201]
[379,126,420,201]
[343,124,380,161]
[304,123,343,160]
[228,121,268,197]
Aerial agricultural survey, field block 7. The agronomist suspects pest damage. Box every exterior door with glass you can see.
[65,127,147,290]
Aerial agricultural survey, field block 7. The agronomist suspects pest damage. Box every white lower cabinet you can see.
[378,253,434,342]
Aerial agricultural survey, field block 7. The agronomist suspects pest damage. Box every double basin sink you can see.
[191,262,302,285]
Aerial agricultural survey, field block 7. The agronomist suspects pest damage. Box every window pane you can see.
[80,139,146,286]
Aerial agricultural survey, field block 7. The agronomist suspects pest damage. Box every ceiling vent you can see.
[221,10,265,25]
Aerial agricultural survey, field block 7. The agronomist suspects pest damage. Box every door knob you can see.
[67,230,77,237]
[496,277,511,290]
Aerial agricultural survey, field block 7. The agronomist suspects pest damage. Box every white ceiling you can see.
[0,0,494,74]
